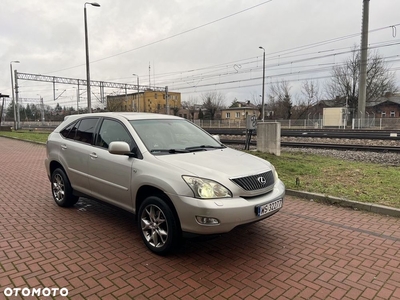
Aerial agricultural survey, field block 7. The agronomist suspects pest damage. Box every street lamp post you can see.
[132,74,140,112]
[259,47,266,122]
[10,61,20,130]
[84,2,100,113]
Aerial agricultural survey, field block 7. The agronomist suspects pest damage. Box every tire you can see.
[51,168,79,207]
[138,196,180,255]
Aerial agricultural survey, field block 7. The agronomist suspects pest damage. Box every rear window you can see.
[60,121,78,139]
[75,118,98,144]
[60,118,99,144]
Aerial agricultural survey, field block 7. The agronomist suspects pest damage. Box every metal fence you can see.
[2,118,400,130]
[195,118,400,130]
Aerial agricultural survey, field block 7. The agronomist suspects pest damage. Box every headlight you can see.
[271,165,279,182]
[182,176,232,199]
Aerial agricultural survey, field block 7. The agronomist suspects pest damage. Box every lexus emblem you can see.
[257,176,267,185]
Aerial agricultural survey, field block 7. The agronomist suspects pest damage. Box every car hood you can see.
[154,147,272,179]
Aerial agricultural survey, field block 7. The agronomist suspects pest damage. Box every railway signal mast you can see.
[358,0,370,128]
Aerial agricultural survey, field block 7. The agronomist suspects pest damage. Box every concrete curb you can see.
[0,134,46,145]
[286,189,400,218]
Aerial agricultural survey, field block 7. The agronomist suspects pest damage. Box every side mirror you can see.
[108,141,132,155]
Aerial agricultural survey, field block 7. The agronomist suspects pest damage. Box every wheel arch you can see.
[135,185,182,232]
[49,160,66,176]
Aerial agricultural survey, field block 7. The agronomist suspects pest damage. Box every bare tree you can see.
[106,97,124,112]
[326,47,398,112]
[301,80,321,106]
[200,91,225,120]
[250,91,263,119]
[182,96,198,120]
[296,80,322,119]
[268,80,293,119]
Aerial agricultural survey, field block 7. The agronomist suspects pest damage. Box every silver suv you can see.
[45,112,285,254]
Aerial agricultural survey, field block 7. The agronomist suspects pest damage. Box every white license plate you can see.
[256,199,283,216]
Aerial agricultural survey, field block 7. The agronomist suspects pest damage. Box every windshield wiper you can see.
[185,145,225,152]
[150,148,190,154]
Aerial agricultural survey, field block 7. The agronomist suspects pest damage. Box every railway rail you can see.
[220,139,400,153]
[206,128,400,140]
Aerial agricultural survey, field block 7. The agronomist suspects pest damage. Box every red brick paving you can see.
[1,137,400,299]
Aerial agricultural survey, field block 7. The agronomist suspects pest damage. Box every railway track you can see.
[13,124,400,152]
[220,139,400,153]
[206,128,400,140]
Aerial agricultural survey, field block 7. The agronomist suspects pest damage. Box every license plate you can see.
[256,199,283,217]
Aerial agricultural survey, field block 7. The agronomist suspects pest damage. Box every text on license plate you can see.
[256,199,283,217]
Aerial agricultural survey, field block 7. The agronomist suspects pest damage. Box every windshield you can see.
[130,119,224,154]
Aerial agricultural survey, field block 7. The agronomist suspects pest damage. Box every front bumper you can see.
[170,179,285,235]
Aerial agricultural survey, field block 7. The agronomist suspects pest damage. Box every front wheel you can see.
[138,196,180,255]
[51,168,79,207]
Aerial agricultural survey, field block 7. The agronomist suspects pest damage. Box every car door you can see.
[59,117,99,196]
[87,118,135,211]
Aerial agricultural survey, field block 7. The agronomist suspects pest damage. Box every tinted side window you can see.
[60,121,79,139]
[96,119,134,149]
[75,118,98,144]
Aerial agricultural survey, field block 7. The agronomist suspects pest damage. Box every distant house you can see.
[367,93,400,118]
[107,90,181,114]
[312,97,346,114]
[178,104,204,120]
[221,100,259,120]
[311,93,400,119]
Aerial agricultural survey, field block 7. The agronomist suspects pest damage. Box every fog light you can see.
[195,216,220,226]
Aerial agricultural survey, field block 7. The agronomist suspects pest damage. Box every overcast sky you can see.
[1,0,399,109]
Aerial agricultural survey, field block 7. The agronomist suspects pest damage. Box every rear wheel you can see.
[138,196,180,255]
[51,168,79,207]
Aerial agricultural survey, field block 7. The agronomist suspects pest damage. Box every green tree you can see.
[55,103,62,114]
[6,101,15,119]
[25,104,33,120]
[31,104,41,121]
[198,108,204,120]
[229,98,239,108]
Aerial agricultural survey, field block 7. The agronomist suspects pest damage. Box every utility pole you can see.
[76,85,80,114]
[84,2,100,113]
[40,96,45,125]
[358,0,370,127]
[10,61,20,130]
[165,86,169,115]
[148,62,151,89]
[259,47,266,121]
[15,70,21,129]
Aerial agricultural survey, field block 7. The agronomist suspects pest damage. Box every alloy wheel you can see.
[52,173,65,202]
[140,204,169,248]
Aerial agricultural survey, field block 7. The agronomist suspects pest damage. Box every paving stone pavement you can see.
[1,136,400,300]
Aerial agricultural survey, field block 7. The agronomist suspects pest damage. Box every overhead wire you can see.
[16,11,400,107]
[45,0,274,74]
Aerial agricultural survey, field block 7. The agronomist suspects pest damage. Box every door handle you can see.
[90,153,98,159]
[61,144,67,150]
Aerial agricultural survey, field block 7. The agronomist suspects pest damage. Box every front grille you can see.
[230,171,275,191]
